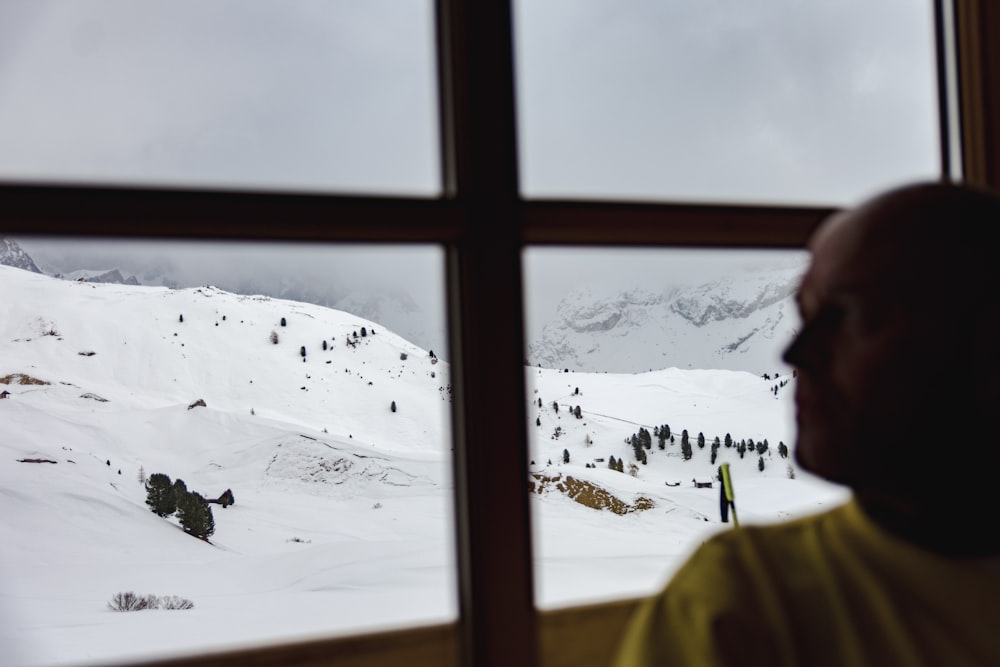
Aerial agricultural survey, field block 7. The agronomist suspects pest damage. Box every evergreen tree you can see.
[536,416,541,427]
[639,427,652,450]
[179,314,184,323]
[616,458,624,473]
[172,478,188,503]
[724,433,732,448]
[391,400,397,413]
[608,455,617,470]
[270,330,279,344]
[537,397,542,408]
[563,448,570,464]
[573,405,582,419]
[177,491,215,540]
[681,437,692,461]
[630,434,644,461]
[757,439,768,455]
[778,442,789,458]
[697,432,705,449]
[145,473,176,517]
[322,340,328,351]
[280,317,287,327]
[758,456,765,472]
[300,346,307,358]
[361,327,367,337]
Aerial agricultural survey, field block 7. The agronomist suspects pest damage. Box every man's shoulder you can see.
[671,503,855,587]
[711,502,851,551]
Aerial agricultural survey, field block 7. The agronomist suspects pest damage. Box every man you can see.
[612,182,1000,666]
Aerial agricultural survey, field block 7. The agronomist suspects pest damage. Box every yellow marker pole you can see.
[720,463,739,528]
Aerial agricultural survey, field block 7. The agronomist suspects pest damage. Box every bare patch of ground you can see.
[1,373,49,385]
[529,473,654,515]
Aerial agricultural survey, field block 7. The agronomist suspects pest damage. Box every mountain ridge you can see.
[527,263,805,375]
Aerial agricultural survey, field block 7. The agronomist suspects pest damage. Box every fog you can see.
[1,0,937,356]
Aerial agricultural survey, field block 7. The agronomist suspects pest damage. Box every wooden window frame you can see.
[1,1,993,665]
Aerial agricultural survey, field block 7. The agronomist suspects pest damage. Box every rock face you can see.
[526,264,805,375]
[0,237,42,274]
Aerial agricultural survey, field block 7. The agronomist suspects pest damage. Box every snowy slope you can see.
[0,265,845,667]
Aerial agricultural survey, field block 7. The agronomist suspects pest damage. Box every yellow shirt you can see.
[612,499,1000,667]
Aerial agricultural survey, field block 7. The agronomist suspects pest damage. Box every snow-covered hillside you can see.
[0,265,846,667]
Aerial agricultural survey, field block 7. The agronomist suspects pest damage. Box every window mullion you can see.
[438,2,539,667]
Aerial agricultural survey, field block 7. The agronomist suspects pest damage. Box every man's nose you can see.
[782,320,823,370]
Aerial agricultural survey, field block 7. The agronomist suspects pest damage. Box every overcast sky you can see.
[1,0,938,350]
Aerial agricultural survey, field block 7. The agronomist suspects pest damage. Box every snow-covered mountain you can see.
[0,263,844,667]
[60,268,140,285]
[0,236,42,274]
[527,263,805,375]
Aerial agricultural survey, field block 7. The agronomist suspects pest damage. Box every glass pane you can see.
[522,247,849,608]
[514,0,940,205]
[0,236,454,666]
[0,1,439,195]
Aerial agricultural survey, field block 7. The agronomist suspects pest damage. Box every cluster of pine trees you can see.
[624,424,788,470]
[145,473,216,540]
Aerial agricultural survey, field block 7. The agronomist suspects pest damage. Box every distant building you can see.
[0,390,11,399]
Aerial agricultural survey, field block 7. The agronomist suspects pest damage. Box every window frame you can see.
[1,1,991,666]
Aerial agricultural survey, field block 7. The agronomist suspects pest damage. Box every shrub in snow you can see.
[160,595,195,610]
[108,591,157,612]
[270,330,279,344]
[108,592,193,612]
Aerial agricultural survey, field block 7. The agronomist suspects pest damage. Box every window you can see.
[0,1,440,195]
[514,0,940,205]
[0,238,454,665]
[0,1,990,666]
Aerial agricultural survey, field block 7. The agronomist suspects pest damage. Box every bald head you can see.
[811,182,1000,307]
[784,182,1000,518]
